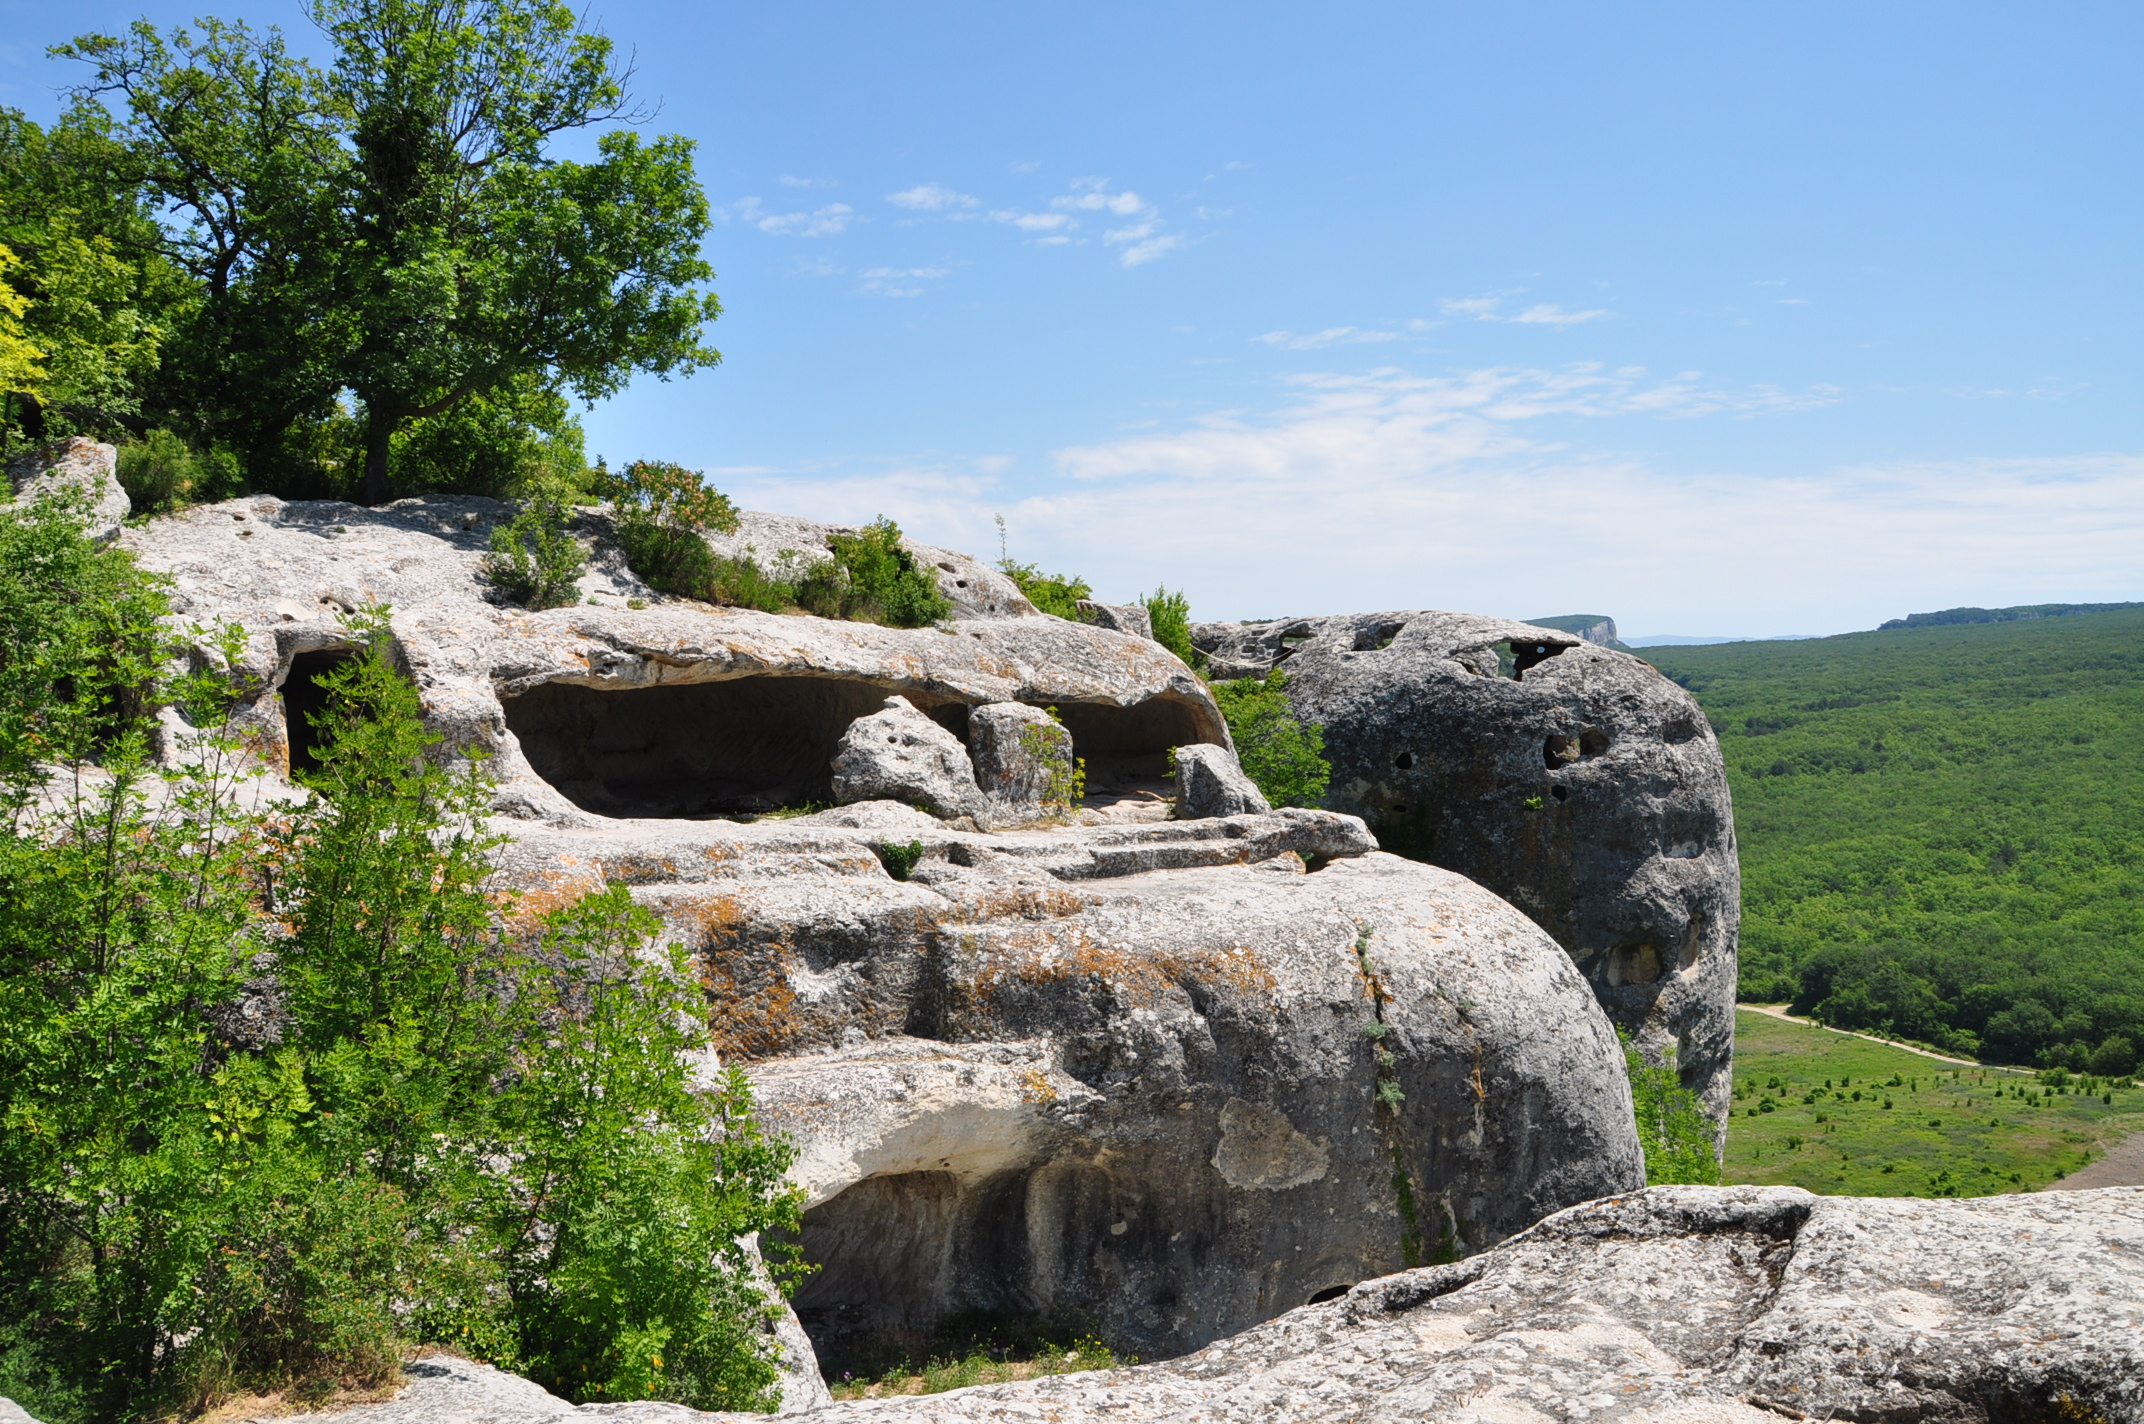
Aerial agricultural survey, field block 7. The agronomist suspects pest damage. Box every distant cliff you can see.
[1881,600,2144,629]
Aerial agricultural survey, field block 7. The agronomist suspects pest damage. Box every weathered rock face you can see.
[118,497,1650,1381]
[965,701,1069,824]
[701,510,1037,623]
[1075,599,1153,641]
[1192,611,1739,1132]
[119,496,1226,823]
[1170,743,1269,819]
[831,696,989,822]
[9,436,128,543]
[491,807,1643,1372]
[193,1185,2144,1424]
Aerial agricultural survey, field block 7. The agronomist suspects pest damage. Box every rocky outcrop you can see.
[1191,611,1739,1134]
[831,697,989,822]
[700,510,1036,623]
[9,436,128,543]
[493,806,1643,1369]
[1075,599,1153,641]
[965,701,1071,823]
[1170,743,1268,819]
[119,496,1225,823]
[116,500,1697,1382]
[178,1185,2144,1424]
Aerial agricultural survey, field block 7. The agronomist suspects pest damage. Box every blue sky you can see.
[6,1,2140,636]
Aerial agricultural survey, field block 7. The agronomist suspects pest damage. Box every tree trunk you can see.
[362,414,392,505]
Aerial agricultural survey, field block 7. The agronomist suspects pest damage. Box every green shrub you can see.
[1142,586,1197,666]
[873,839,925,881]
[798,518,952,628]
[1211,669,1330,809]
[597,459,741,599]
[1019,708,1086,811]
[999,559,1092,620]
[482,488,587,609]
[0,500,803,1419]
[114,428,242,514]
[1624,1036,1722,1185]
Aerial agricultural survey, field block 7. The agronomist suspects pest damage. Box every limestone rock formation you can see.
[9,436,128,543]
[831,696,989,822]
[1191,611,1739,1132]
[1075,598,1153,640]
[1170,742,1269,819]
[182,1185,2144,1424]
[491,806,1642,1369]
[118,495,1225,823]
[965,700,1070,824]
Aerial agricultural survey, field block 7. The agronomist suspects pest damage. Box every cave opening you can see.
[500,675,1218,819]
[281,648,358,776]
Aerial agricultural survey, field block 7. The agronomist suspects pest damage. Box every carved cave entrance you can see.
[281,648,359,776]
[498,674,1215,818]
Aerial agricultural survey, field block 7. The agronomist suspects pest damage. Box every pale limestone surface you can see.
[8,436,129,542]
[1193,611,1739,1137]
[1171,742,1270,818]
[194,1186,2144,1424]
[830,695,989,822]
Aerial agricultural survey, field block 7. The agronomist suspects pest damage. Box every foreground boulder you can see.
[831,696,990,821]
[200,1185,2144,1424]
[1193,611,1740,1131]
[493,807,1643,1369]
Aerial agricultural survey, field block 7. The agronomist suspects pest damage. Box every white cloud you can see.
[780,174,836,189]
[887,183,981,211]
[1510,303,1610,326]
[691,364,2142,635]
[1442,296,1503,319]
[858,266,950,297]
[991,210,1072,232]
[726,196,854,237]
[1255,327,1403,350]
[1119,234,1186,267]
[1053,179,1147,215]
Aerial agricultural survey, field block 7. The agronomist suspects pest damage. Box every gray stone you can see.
[831,696,989,822]
[9,436,129,543]
[490,808,1642,1372]
[242,1185,2144,1424]
[965,701,1073,824]
[1171,742,1269,819]
[117,496,1226,821]
[0,1397,41,1424]
[1075,599,1153,641]
[1191,610,1738,1136]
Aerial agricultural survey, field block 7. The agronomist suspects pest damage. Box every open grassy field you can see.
[1726,1008,2143,1197]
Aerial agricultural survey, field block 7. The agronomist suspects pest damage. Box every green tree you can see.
[60,0,722,502]
[998,559,1092,620]
[1142,585,1197,666]
[1624,1037,1722,1185]
[1211,669,1329,809]
[799,517,953,628]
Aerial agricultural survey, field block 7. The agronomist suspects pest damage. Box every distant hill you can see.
[1880,601,2144,630]
[1522,613,1631,651]
[1640,609,2144,1072]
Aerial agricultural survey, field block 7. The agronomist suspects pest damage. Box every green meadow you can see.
[1725,1008,2143,1197]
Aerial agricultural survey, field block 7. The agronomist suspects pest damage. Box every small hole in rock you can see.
[1551,785,1569,802]
[1393,751,1414,770]
[1579,727,1609,758]
[1391,803,1407,814]
[935,562,956,573]
[1543,734,1579,768]
[282,648,361,776]
[1306,1284,1354,1305]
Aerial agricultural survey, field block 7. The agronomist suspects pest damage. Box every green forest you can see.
[1642,611,2144,1072]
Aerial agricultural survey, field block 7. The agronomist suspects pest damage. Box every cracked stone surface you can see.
[192,1186,2144,1424]
[1193,611,1740,1138]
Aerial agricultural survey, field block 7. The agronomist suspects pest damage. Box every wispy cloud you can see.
[1255,327,1404,350]
[887,183,980,211]
[780,174,836,189]
[705,365,2140,636]
[1445,295,1609,326]
[725,196,854,237]
[858,266,950,297]
[990,210,1072,232]
[1052,179,1148,216]
[1510,303,1610,326]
